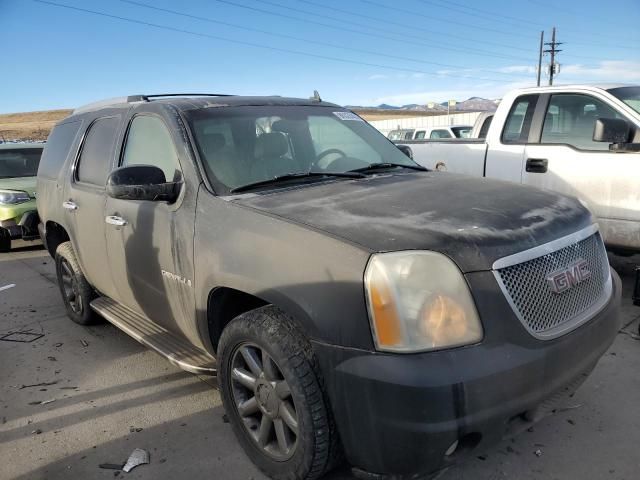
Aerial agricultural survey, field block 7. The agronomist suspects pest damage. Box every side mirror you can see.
[593,118,630,143]
[396,144,414,159]
[106,165,180,202]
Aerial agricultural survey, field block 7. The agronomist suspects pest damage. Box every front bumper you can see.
[0,207,40,241]
[314,269,622,477]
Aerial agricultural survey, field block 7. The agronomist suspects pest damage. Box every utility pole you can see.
[537,30,544,86]
[543,27,563,86]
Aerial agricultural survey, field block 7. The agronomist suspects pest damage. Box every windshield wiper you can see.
[348,162,427,174]
[229,171,365,194]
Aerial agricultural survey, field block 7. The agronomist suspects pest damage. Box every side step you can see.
[90,297,216,376]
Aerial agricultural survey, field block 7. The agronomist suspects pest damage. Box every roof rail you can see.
[72,93,234,115]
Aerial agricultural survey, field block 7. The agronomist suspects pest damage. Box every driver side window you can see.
[122,115,181,182]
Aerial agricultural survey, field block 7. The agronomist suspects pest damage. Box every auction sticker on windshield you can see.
[333,111,364,121]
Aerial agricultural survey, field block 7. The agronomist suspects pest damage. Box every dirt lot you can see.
[1,242,639,480]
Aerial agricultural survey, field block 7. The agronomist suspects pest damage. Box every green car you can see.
[0,144,43,252]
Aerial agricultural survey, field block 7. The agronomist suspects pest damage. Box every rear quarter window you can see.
[38,120,82,179]
[76,116,120,186]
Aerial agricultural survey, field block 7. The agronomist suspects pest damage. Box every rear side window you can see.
[121,115,181,182]
[76,116,120,186]
[502,95,538,144]
[38,121,81,179]
[478,116,493,138]
[430,129,452,139]
[414,131,426,139]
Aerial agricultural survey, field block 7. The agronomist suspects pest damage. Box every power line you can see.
[291,0,532,53]
[357,0,534,39]
[207,0,533,62]
[412,0,544,28]
[119,0,534,81]
[32,0,529,85]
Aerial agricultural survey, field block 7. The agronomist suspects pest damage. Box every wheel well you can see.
[207,287,268,354]
[45,221,70,258]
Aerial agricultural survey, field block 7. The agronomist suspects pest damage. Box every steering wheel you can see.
[314,148,347,170]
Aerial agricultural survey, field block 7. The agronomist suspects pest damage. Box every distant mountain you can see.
[347,97,499,112]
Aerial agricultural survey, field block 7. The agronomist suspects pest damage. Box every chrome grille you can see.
[495,231,611,339]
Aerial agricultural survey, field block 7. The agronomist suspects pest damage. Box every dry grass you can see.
[0,109,72,142]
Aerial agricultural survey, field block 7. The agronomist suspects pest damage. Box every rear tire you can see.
[55,241,100,325]
[218,306,341,480]
[0,230,10,253]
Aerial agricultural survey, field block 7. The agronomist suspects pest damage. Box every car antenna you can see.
[310,90,322,102]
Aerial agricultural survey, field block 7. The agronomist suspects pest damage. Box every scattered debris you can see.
[20,381,58,389]
[48,356,57,361]
[28,399,55,406]
[81,340,89,347]
[54,343,63,348]
[477,455,487,461]
[99,463,123,470]
[122,448,150,473]
[31,429,42,435]
[0,284,16,292]
[222,413,229,423]
[60,386,78,390]
[158,458,166,464]
[527,426,534,433]
[619,329,640,340]
[2,416,6,424]
[567,419,576,425]
[534,449,543,457]
[0,331,44,343]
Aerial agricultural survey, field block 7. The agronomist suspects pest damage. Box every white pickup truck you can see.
[399,84,640,252]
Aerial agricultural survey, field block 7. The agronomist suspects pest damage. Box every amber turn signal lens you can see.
[369,277,403,347]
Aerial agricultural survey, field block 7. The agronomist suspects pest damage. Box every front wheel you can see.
[0,230,10,253]
[55,242,101,325]
[218,306,341,480]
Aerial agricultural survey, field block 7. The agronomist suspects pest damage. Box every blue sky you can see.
[1,0,639,113]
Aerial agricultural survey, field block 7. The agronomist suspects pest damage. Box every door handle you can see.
[105,215,128,227]
[525,158,548,173]
[62,201,78,211]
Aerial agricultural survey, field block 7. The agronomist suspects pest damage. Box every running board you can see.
[90,297,216,376]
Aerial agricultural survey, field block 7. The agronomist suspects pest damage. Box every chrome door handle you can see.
[62,201,78,211]
[105,216,128,227]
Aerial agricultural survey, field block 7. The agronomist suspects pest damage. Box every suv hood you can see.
[233,172,593,272]
[0,176,37,197]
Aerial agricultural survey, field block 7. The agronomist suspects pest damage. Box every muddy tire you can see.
[55,241,100,325]
[0,230,10,253]
[218,306,341,480]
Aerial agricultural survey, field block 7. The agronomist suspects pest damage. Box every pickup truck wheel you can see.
[218,306,340,480]
[55,242,100,325]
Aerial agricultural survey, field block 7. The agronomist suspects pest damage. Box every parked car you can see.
[388,125,473,141]
[38,94,621,480]
[0,143,43,252]
[399,84,640,253]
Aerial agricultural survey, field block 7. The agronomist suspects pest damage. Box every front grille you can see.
[495,232,611,339]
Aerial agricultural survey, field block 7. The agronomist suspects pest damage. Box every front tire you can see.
[55,241,100,325]
[218,306,341,480]
[0,230,10,253]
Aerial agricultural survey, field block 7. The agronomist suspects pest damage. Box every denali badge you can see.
[546,259,591,294]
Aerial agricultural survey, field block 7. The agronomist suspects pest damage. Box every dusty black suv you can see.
[37,94,621,479]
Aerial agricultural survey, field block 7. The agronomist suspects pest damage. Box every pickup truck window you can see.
[122,115,181,182]
[501,95,537,144]
[451,126,471,138]
[76,116,119,186]
[430,129,452,139]
[187,106,417,193]
[541,94,623,151]
[414,131,426,139]
[608,86,640,115]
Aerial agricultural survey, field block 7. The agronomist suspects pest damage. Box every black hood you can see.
[233,172,593,272]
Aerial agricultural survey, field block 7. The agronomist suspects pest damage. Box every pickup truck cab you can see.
[388,125,472,141]
[37,94,620,480]
[400,84,640,253]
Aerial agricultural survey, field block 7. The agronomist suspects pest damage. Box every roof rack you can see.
[73,93,234,115]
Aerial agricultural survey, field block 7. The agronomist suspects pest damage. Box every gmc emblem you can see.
[546,259,591,294]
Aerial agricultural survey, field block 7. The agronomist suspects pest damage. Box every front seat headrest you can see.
[255,132,289,158]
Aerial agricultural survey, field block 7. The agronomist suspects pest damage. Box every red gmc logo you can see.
[546,259,591,294]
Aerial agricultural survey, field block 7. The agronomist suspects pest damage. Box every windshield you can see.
[608,86,640,115]
[0,148,43,179]
[187,106,419,193]
[451,126,472,138]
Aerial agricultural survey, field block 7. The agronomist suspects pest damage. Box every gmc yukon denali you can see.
[37,94,621,480]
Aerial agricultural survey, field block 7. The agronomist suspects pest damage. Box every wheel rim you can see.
[60,258,83,314]
[229,343,299,461]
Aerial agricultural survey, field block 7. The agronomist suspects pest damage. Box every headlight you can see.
[0,190,31,205]
[365,251,483,352]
